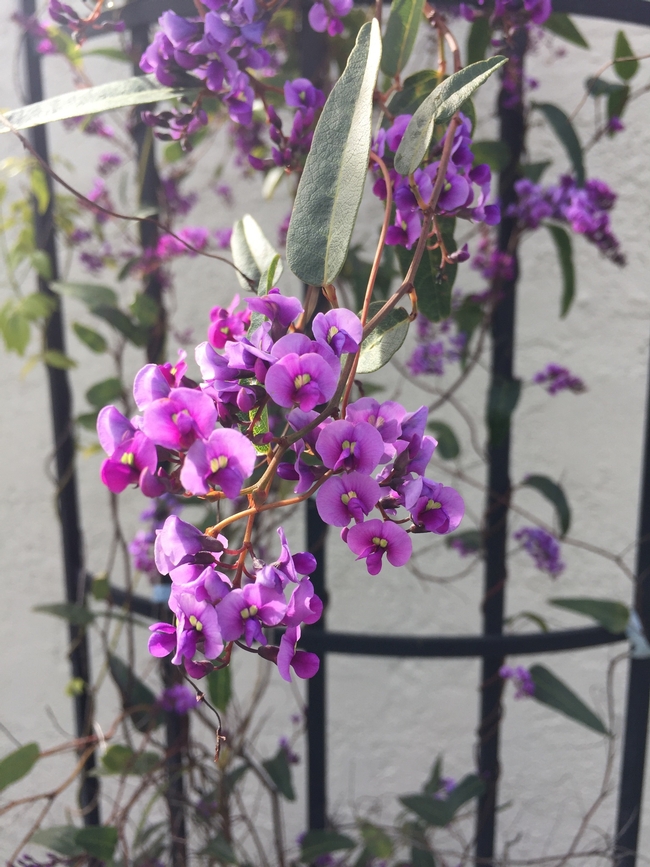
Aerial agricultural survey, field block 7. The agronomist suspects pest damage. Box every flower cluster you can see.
[499,664,535,698]
[308,0,353,36]
[373,113,500,250]
[533,363,586,395]
[510,175,625,265]
[514,526,565,577]
[140,0,272,139]
[98,284,465,679]
[130,495,184,582]
[407,314,466,377]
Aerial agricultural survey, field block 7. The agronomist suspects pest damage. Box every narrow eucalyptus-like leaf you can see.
[548,597,629,634]
[543,13,588,49]
[359,821,393,859]
[467,15,491,65]
[395,239,456,322]
[400,793,453,826]
[101,744,161,775]
[387,69,438,117]
[75,826,118,859]
[108,653,164,733]
[0,75,197,134]
[201,834,238,862]
[86,377,123,408]
[545,224,575,316]
[472,139,511,172]
[529,664,609,735]
[287,20,382,286]
[487,375,520,446]
[73,322,107,353]
[357,300,410,374]
[444,774,485,817]
[300,830,356,863]
[427,420,460,459]
[52,281,118,309]
[0,743,40,792]
[207,665,231,711]
[444,529,481,555]
[34,602,95,626]
[381,0,423,79]
[31,827,83,857]
[614,30,639,81]
[262,748,296,800]
[533,103,584,186]
[521,474,571,537]
[394,56,506,176]
[231,214,283,291]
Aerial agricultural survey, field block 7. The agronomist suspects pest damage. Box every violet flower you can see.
[316,420,385,475]
[410,480,465,535]
[180,427,256,497]
[316,471,381,527]
[514,526,565,577]
[142,387,217,450]
[346,518,412,575]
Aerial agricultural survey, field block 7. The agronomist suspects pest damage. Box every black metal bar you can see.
[20,0,100,827]
[476,28,527,864]
[614,322,650,866]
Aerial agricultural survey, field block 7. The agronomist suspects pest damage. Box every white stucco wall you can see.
[1,6,650,864]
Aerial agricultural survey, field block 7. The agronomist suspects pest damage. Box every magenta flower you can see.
[217,584,287,646]
[283,579,323,627]
[247,287,303,327]
[255,527,317,590]
[180,428,256,497]
[266,352,338,411]
[100,431,158,494]
[158,684,197,714]
[143,387,217,450]
[500,664,535,698]
[169,592,223,663]
[316,420,384,475]
[346,519,412,575]
[410,480,465,534]
[277,626,320,681]
[97,405,136,455]
[208,294,251,349]
[308,0,352,36]
[154,515,225,575]
[312,309,362,357]
[316,471,381,527]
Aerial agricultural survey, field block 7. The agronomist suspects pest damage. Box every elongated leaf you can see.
[445,529,482,555]
[31,827,84,857]
[521,474,571,537]
[533,103,584,186]
[543,13,588,49]
[427,420,460,459]
[444,774,485,815]
[43,349,77,370]
[487,375,520,446]
[395,56,506,176]
[231,214,283,292]
[359,821,393,859]
[608,84,630,125]
[472,139,511,172]
[91,305,149,346]
[258,253,283,297]
[549,597,629,634]
[201,833,238,862]
[0,743,40,792]
[52,280,118,310]
[73,322,107,353]
[262,748,296,801]
[529,664,608,735]
[75,826,118,859]
[300,830,356,863]
[287,20,382,286]
[108,653,164,733]
[357,300,410,374]
[86,377,123,408]
[585,77,627,98]
[395,237,456,323]
[400,793,453,826]
[387,70,438,118]
[101,744,161,775]
[545,224,575,317]
[614,30,638,81]
[381,0,423,79]
[467,15,491,65]
[207,665,231,712]
[0,75,196,134]
[34,602,95,626]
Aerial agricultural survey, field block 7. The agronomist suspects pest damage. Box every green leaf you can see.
[545,224,575,317]
[1,311,30,354]
[131,293,160,327]
[381,0,422,79]
[31,168,50,215]
[533,103,584,186]
[467,15,491,65]
[43,349,77,370]
[444,529,482,555]
[300,830,356,863]
[395,235,456,323]
[30,249,53,280]
[422,755,442,795]
[614,30,638,81]
[207,665,231,712]
[0,743,40,792]
[73,322,107,353]
[231,214,283,292]
[357,300,410,374]
[472,140,511,173]
[108,653,164,733]
[77,411,99,430]
[411,846,437,867]
[31,827,84,857]
[506,610,550,632]
[81,47,130,62]
[520,161,551,183]
[548,597,629,634]
[200,833,238,862]
[52,280,118,310]
[427,420,460,459]
[359,821,393,859]
[286,20,382,286]
[585,77,628,98]
[262,748,296,801]
[86,377,123,408]
[543,13,588,49]
[394,56,506,176]
[262,165,285,200]
[487,375,520,446]
[529,664,609,735]
[75,826,118,859]
[521,474,571,537]
[387,70,438,118]
[444,774,485,816]
[400,793,453,826]
[20,292,56,321]
[101,744,161,775]
[257,253,283,297]
[34,602,95,626]
[91,305,149,346]
[0,75,197,134]
[608,85,630,125]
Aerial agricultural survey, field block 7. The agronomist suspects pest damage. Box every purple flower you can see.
[154,515,223,575]
[316,420,384,475]
[255,527,317,590]
[284,78,325,110]
[158,684,197,714]
[97,407,158,495]
[532,363,586,395]
[410,480,465,534]
[266,351,338,411]
[218,584,287,646]
[180,428,257,497]
[142,387,217,450]
[169,592,224,663]
[247,287,303,327]
[277,626,320,681]
[282,579,323,627]
[316,471,381,527]
[308,0,352,35]
[500,665,535,698]
[346,519,412,575]
[312,309,362,357]
[514,526,565,577]
[208,294,251,349]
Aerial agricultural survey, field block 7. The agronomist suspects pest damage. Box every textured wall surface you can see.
[1,7,650,864]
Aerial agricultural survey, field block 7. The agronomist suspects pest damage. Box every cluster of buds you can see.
[98,285,465,680]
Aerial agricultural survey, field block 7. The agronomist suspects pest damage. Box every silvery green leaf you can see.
[381,0,422,79]
[357,300,410,374]
[231,214,283,292]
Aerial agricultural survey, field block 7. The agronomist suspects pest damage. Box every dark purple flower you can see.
[180,428,257,497]
[143,387,217,450]
[217,584,287,645]
[410,480,465,534]
[346,519,412,575]
[500,664,535,698]
[266,351,338,411]
[514,526,565,577]
[532,363,586,395]
[312,308,362,357]
[316,471,381,527]
[255,527,317,590]
[316,420,384,474]
[169,592,223,662]
[154,515,223,575]
[158,684,197,714]
[208,294,251,349]
[277,626,320,681]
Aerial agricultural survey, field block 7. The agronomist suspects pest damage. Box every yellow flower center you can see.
[210,455,229,473]
[120,452,135,466]
[294,373,311,389]
[426,500,442,511]
[241,604,259,620]
[189,615,203,632]
[327,325,339,342]
[341,439,356,453]
[372,536,388,548]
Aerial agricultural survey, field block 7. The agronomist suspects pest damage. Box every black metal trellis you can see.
[18,1,650,864]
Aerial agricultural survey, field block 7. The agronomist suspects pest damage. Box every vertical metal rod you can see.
[129,21,186,864]
[475,29,526,864]
[19,0,99,825]
[614,327,650,866]
[306,498,329,829]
